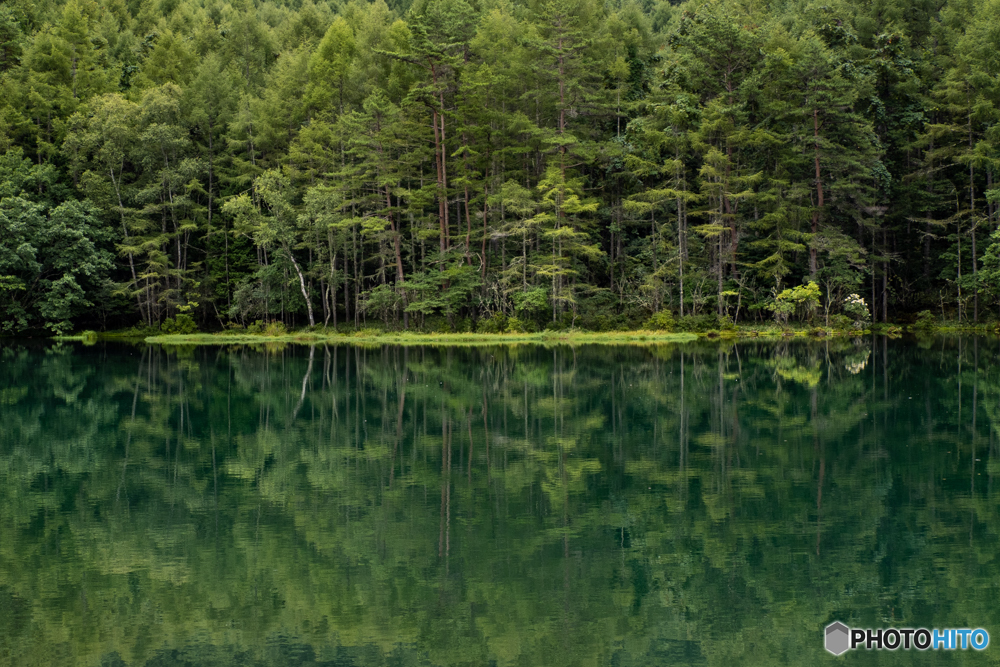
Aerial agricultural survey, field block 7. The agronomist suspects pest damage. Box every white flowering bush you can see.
[843,293,871,328]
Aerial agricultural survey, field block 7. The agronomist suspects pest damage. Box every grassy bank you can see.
[143,330,701,346]
[140,325,887,346]
[61,319,1000,348]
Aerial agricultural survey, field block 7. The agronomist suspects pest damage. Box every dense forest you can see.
[0,0,998,334]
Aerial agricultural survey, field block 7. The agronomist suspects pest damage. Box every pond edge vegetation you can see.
[41,320,996,347]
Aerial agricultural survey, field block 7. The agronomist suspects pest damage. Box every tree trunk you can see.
[481,186,489,281]
[110,167,145,324]
[924,138,933,281]
[810,108,824,280]
[678,196,684,317]
[387,186,407,329]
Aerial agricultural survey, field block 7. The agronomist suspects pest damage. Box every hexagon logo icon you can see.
[825,621,851,656]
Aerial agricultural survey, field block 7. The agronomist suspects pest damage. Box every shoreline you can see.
[140,331,702,346]
[40,324,997,347]
[142,328,856,346]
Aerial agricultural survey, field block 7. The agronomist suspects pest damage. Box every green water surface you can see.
[1,337,999,666]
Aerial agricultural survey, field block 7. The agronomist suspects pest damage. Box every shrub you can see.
[477,313,507,334]
[582,314,612,331]
[543,312,575,331]
[912,310,936,330]
[353,327,382,337]
[506,316,536,333]
[419,316,453,334]
[264,320,287,336]
[767,281,821,324]
[843,293,871,328]
[242,319,286,336]
[361,284,401,324]
[160,313,198,335]
[643,311,675,331]
[830,314,852,331]
[674,314,720,332]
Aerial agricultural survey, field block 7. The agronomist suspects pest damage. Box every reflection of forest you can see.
[1,338,999,666]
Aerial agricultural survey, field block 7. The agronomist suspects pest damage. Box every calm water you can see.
[1,337,999,666]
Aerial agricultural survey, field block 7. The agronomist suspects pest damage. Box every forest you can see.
[0,0,999,334]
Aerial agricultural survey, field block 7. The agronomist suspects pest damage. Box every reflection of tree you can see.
[1,338,1000,665]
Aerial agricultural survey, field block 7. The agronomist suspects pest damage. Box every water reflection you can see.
[1,337,999,666]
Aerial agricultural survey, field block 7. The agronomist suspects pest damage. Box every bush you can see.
[264,320,287,336]
[477,313,507,333]
[843,293,871,328]
[643,311,675,331]
[582,314,615,331]
[767,281,821,324]
[543,312,575,331]
[506,316,536,333]
[361,284,401,324]
[160,313,198,335]
[912,310,936,330]
[352,327,383,337]
[674,314,720,332]
[416,316,452,334]
[829,314,852,330]
[245,320,287,335]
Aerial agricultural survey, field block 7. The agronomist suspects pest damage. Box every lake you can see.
[1,337,998,665]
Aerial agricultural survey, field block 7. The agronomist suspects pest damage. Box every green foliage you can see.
[512,287,550,320]
[912,310,937,330]
[264,320,287,336]
[767,281,821,325]
[0,188,115,333]
[243,319,288,335]
[643,310,675,331]
[843,293,872,328]
[674,314,720,332]
[505,316,536,333]
[361,283,401,325]
[160,313,198,334]
[829,314,852,330]
[405,262,482,325]
[1,0,1000,334]
[477,312,507,333]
